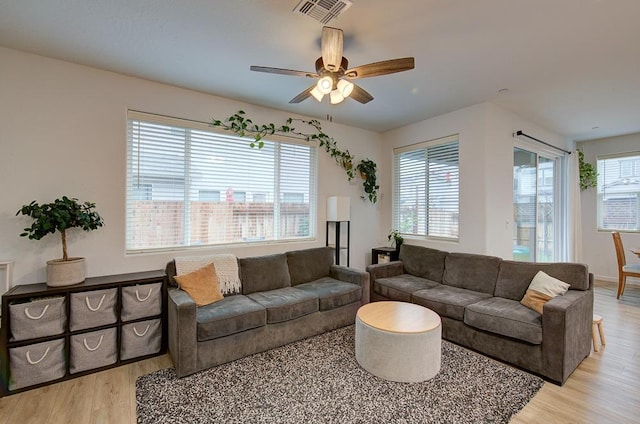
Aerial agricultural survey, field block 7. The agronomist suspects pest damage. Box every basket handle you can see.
[83,335,104,351]
[24,304,49,320]
[26,347,50,365]
[135,288,153,302]
[133,324,151,337]
[85,294,107,312]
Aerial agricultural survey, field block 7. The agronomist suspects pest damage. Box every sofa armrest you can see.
[168,288,198,377]
[542,287,594,384]
[330,265,371,304]
[365,261,405,301]
[366,261,404,280]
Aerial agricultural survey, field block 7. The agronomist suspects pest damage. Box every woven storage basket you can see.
[70,327,117,374]
[70,288,117,331]
[121,282,162,321]
[9,338,66,390]
[9,296,66,341]
[120,318,161,360]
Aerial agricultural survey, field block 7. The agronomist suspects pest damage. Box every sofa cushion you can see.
[374,274,441,302]
[495,260,589,300]
[294,277,361,311]
[399,244,448,283]
[286,247,334,286]
[239,253,291,295]
[464,297,542,345]
[443,253,501,294]
[196,295,266,342]
[412,285,492,320]
[247,287,318,323]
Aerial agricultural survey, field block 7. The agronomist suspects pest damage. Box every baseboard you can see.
[595,275,616,283]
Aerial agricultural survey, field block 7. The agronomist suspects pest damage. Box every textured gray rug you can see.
[136,326,543,423]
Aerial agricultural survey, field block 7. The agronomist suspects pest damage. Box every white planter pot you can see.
[47,257,86,287]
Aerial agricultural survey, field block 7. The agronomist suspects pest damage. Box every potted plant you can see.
[16,196,104,287]
[578,149,598,191]
[388,229,404,252]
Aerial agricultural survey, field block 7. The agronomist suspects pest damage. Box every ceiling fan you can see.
[250,26,415,105]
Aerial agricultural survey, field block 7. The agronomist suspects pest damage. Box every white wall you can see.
[380,102,569,259]
[0,47,382,285]
[578,133,640,281]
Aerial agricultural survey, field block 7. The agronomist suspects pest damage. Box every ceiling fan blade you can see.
[250,65,317,78]
[349,83,374,104]
[345,57,415,79]
[321,26,344,72]
[289,85,316,104]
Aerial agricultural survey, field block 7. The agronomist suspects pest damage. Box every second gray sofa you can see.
[366,244,593,385]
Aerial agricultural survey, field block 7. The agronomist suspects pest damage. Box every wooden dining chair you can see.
[611,231,640,298]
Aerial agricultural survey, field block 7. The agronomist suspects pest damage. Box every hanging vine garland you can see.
[211,110,379,203]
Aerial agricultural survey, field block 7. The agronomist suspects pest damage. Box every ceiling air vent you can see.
[293,0,353,24]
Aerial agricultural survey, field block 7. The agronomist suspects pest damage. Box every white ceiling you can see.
[1,0,639,140]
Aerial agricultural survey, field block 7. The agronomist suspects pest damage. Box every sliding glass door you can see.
[513,148,560,262]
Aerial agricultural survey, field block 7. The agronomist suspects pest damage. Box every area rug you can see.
[136,326,543,423]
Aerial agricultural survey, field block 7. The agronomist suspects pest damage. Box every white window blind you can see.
[126,111,317,253]
[392,135,459,240]
[597,152,640,232]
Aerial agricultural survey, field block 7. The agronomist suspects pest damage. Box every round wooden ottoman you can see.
[355,301,442,383]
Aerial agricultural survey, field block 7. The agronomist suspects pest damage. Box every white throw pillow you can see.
[520,271,571,314]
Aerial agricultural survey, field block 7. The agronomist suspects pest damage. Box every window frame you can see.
[125,110,318,254]
[392,134,460,241]
[597,151,640,233]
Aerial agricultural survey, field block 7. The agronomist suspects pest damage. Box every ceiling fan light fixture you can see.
[337,79,354,97]
[317,76,333,94]
[310,86,324,102]
[330,89,344,104]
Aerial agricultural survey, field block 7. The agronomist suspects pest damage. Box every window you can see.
[513,148,562,262]
[126,111,317,252]
[392,135,459,240]
[597,152,640,232]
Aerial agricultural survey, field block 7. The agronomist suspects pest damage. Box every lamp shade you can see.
[327,196,350,221]
[317,76,333,95]
[330,89,344,104]
[337,79,354,97]
[310,86,324,102]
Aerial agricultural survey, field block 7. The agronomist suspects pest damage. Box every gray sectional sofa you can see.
[366,244,593,385]
[166,247,369,377]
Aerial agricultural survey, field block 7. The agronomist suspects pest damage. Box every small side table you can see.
[371,247,399,265]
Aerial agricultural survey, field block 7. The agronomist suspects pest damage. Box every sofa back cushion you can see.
[495,261,589,301]
[287,247,334,286]
[443,253,501,294]
[239,253,291,294]
[399,244,447,283]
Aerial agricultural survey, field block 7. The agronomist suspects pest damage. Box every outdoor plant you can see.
[388,229,404,248]
[16,196,104,261]
[211,110,379,203]
[578,149,598,191]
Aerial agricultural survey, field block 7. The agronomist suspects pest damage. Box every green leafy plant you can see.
[357,159,379,203]
[388,229,404,247]
[211,110,379,203]
[16,196,104,261]
[578,149,598,191]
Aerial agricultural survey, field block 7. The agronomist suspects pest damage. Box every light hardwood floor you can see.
[1,280,639,424]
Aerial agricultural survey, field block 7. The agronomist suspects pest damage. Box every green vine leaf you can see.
[211,111,379,203]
